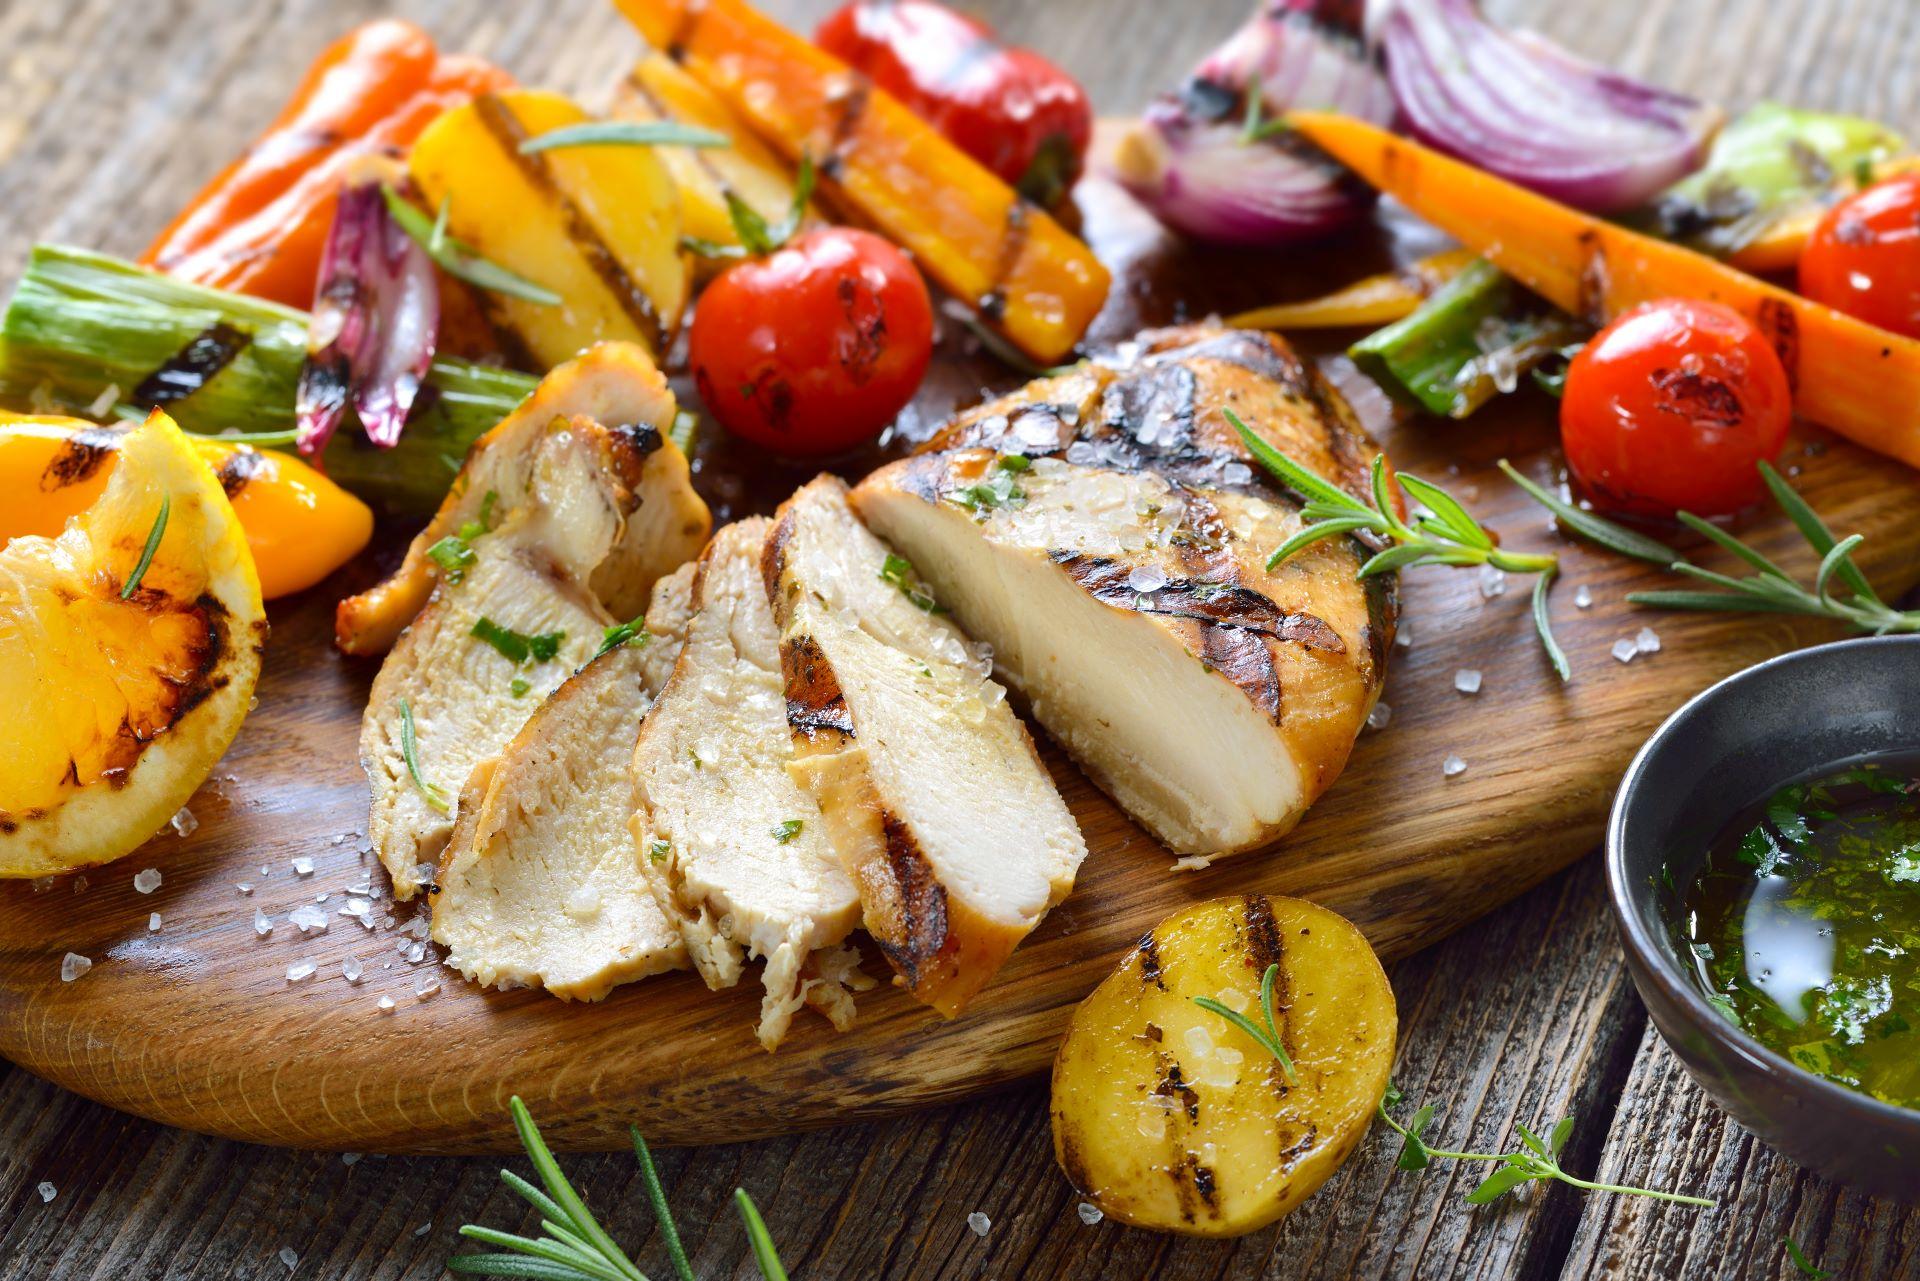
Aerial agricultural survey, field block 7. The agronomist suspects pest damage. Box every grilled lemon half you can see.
[0,410,265,877]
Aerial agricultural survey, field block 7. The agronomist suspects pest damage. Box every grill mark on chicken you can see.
[1050,553,1343,653]
[1152,329,1308,393]
[872,812,954,987]
[474,94,667,355]
[42,425,126,490]
[1199,626,1282,722]
[779,632,855,739]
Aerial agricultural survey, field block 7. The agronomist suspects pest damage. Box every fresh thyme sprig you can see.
[1191,962,1298,1085]
[1374,1083,1715,1207]
[1501,459,1920,634]
[450,1097,788,1281]
[120,494,169,599]
[1226,409,1570,679]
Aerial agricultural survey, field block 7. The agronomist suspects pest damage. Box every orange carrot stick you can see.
[1289,112,1920,470]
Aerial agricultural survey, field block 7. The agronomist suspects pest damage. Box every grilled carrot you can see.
[1289,112,1920,470]
[612,0,1109,365]
[1228,249,1478,331]
[141,21,513,309]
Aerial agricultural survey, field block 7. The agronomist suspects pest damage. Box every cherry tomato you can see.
[815,0,1092,208]
[1799,172,1920,339]
[689,228,933,457]
[1560,299,1792,517]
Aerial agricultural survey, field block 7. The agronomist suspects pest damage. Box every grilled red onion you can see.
[296,178,439,455]
[1111,1,1392,246]
[1371,0,1720,213]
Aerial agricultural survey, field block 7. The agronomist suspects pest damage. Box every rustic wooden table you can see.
[3,0,1919,1276]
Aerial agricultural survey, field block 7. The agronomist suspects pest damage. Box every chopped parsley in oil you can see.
[471,617,564,665]
[771,819,803,844]
[1678,756,1920,1110]
[596,615,650,658]
[509,677,531,699]
[879,553,943,613]
[427,490,499,584]
[947,454,1029,515]
[648,839,670,864]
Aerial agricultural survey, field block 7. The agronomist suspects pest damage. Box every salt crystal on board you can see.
[292,856,314,877]
[37,1180,57,1202]
[1366,701,1392,731]
[1395,622,1414,649]
[414,1222,432,1237]
[343,954,365,985]
[236,883,253,896]
[133,868,162,894]
[1612,638,1639,663]
[169,807,197,837]
[415,973,441,999]
[377,996,396,1013]
[1077,1202,1103,1225]
[1635,626,1662,654]
[279,1246,298,1270]
[1442,754,1467,778]
[60,953,90,982]
[1477,565,1506,598]
[1454,669,1482,695]
[286,959,317,983]
[288,904,329,934]
[253,909,272,938]
[148,912,162,933]
[72,876,87,893]
[341,1152,362,1167]
[1574,584,1593,609]
[967,1212,991,1236]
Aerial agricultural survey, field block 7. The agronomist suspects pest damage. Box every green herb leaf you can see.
[1548,1116,1574,1156]
[710,152,816,258]
[1396,1104,1435,1170]
[1464,1162,1538,1205]
[1399,473,1493,550]
[630,1127,695,1281]
[878,552,944,612]
[1191,963,1297,1084]
[459,490,500,542]
[1226,408,1362,512]
[383,186,563,306]
[429,534,478,583]
[519,120,731,154]
[1784,1234,1831,1279]
[1761,460,1884,607]
[771,819,803,844]
[596,616,651,659]
[1532,567,1571,683]
[648,839,670,864]
[397,697,452,815]
[735,1189,790,1281]
[121,494,170,599]
[1497,460,1677,564]
[473,617,565,666]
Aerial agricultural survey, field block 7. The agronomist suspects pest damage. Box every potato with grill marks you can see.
[1051,894,1396,1236]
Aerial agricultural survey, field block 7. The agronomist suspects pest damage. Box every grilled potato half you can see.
[1051,895,1395,1237]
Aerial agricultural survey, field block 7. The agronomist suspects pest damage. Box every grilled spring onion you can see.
[1347,257,1585,419]
[0,245,538,515]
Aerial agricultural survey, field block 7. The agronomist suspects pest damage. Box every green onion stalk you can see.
[0,244,538,515]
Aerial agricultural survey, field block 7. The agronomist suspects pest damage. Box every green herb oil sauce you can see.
[1681,756,1920,1110]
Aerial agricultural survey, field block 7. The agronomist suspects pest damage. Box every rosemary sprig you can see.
[1502,458,1920,635]
[1192,962,1298,1085]
[450,1097,791,1281]
[681,154,815,260]
[1227,409,1569,679]
[1784,1233,1831,1278]
[1374,1084,1716,1208]
[519,121,730,154]
[397,697,451,816]
[120,494,169,599]
[382,186,563,307]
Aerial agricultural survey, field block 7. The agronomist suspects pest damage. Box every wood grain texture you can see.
[3,0,1920,1276]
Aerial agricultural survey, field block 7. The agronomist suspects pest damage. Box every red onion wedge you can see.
[1371,0,1720,214]
[1111,1,1393,246]
[296,178,439,455]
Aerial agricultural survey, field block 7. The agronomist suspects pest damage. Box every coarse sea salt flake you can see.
[1395,622,1413,649]
[134,868,162,894]
[1077,1202,1103,1225]
[279,1246,298,1270]
[565,885,602,919]
[253,909,272,937]
[291,856,314,877]
[414,1222,432,1237]
[286,959,317,983]
[342,1152,362,1166]
[377,995,396,1012]
[1575,584,1593,609]
[967,1212,991,1237]
[415,973,440,999]
[1635,626,1661,654]
[1442,754,1467,778]
[1478,565,1506,598]
[288,904,329,934]
[1612,638,1639,663]
[60,953,90,982]
[148,912,162,933]
[169,807,197,837]
[37,1181,55,1203]
[236,883,253,896]
[1454,669,1483,695]
[1366,701,1392,731]
[343,954,365,984]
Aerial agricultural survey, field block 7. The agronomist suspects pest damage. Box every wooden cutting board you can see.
[4,162,1919,1156]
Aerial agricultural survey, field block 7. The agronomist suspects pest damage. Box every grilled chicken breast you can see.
[764,477,1086,1015]
[362,351,710,899]
[632,519,871,1050]
[429,562,695,1001]
[852,324,1394,863]
[337,342,710,657]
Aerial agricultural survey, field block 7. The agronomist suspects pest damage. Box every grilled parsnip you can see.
[408,90,690,368]
[611,54,814,278]
[1051,895,1395,1237]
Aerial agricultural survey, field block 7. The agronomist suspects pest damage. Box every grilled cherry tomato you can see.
[1560,299,1792,517]
[689,227,933,456]
[815,0,1093,208]
[1799,172,1920,339]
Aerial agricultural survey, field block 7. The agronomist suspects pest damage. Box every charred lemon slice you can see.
[0,410,265,877]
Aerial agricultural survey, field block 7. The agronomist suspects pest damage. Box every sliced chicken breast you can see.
[764,477,1085,1016]
[632,518,870,1050]
[362,354,710,898]
[430,562,695,1000]
[337,342,710,656]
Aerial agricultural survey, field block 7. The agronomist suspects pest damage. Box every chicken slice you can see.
[362,359,710,898]
[853,450,1385,862]
[764,477,1085,1016]
[632,518,870,1050]
[337,341,710,656]
[429,562,695,1000]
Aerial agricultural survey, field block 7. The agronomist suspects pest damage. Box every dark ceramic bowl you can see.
[1607,634,1920,1202]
